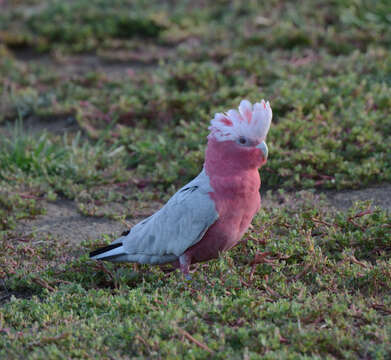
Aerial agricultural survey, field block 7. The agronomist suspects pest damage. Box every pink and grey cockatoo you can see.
[90,99,272,278]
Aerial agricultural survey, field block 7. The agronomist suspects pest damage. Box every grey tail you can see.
[90,243,123,258]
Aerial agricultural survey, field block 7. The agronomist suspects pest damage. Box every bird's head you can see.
[205,99,272,174]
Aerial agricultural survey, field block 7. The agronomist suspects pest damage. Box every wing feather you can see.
[120,169,218,262]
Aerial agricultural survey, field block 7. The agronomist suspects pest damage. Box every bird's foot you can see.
[179,254,192,281]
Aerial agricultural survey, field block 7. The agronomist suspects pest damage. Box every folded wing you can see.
[91,169,218,264]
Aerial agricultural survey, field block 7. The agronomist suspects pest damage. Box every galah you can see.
[90,99,272,278]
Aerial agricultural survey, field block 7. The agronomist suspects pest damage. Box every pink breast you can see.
[186,171,260,263]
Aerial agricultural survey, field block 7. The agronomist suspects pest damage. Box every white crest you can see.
[208,99,272,143]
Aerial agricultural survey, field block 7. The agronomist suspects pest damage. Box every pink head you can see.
[205,99,272,176]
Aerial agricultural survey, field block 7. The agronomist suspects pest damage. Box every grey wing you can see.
[119,170,218,264]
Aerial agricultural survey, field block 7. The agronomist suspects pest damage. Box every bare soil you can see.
[11,48,165,80]
[325,184,391,211]
[16,200,126,245]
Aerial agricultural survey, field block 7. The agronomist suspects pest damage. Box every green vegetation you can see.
[1,195,390,358]
[1,0,391,191]
[0,0,390,358]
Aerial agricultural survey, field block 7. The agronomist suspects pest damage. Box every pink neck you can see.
[204,138,263,178]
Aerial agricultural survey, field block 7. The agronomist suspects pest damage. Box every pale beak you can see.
[256,141,268,160]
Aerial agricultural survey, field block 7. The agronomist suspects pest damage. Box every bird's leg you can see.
[132,263,140,272]
[179,254,192,280]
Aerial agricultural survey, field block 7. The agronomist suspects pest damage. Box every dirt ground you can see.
[325,184,391,211]
[16,200,126,245]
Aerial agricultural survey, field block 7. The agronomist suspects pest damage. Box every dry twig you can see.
[347,209,373,231]
[94,262,118,289]
[350,255,368,268]
[291,263,312,281]
[177,327,214,354]
[372,303,391,315]
[31,277,55,292]
[28,333,69,349]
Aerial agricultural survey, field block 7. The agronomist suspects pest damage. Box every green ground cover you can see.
[0,0,390,358]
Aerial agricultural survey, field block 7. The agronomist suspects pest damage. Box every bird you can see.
[90,99,272,279]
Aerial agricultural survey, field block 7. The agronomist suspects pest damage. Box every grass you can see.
[1,195,390,358]
[0,0,390,358]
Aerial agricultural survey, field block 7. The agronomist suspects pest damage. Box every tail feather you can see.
[90,242,124,260]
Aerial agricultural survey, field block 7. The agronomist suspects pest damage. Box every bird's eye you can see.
[237,136,248,145]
